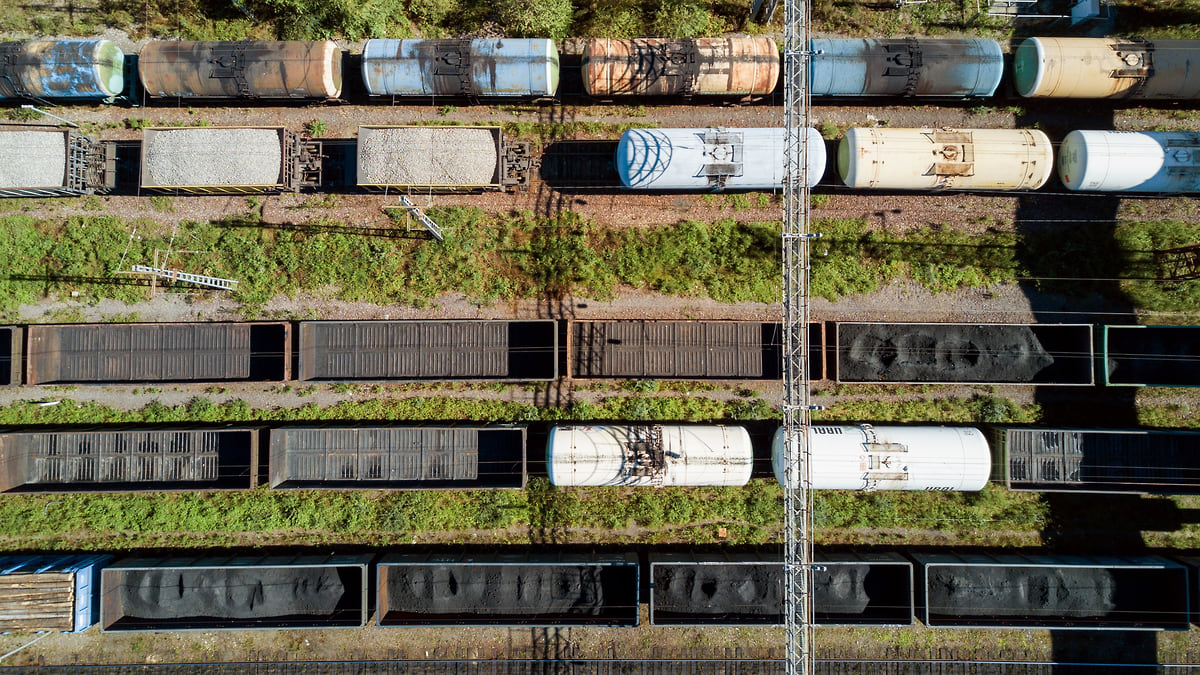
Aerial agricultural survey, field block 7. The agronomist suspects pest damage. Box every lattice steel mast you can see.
[781,0,815,670]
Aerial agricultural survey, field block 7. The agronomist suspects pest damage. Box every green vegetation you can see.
[304,119,330,137]
[5,107,44,122]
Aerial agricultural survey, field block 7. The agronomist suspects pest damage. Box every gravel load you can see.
[839,323,1053,383]
[383,563,636,624]
[143,128,282,187]
[0,131,66,188]
[927,566,1115,619]
[118,567,345,620]
[652,564,781,623]
[358,127,498,186]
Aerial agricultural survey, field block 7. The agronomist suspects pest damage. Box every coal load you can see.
[118,567,344,624]
[384,564,631,625]
[0,131,66,188]
[927,566,1114,622]
[840,323,1053,383]
[813,564,871,615]
[357,127,497,186]
[652,564,781,624]
[142,128,282,187]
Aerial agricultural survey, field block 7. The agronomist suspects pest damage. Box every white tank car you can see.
[837,128,1053,191]
[772,425,991,492]
[616,127,825,190]
[1058,130,1200,193]
[546,425,753,487]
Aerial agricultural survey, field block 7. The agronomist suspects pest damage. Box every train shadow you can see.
[1010,105,1159,670]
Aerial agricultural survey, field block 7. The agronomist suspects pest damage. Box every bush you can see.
[650,0,719,37]
[496,0,574,40]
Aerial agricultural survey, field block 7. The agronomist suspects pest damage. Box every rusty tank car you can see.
[137,40,342,99]
[581,37,779,97]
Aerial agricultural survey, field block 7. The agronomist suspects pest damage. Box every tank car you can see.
[546,425,753,487]
[837,128,1053,191]
[1058,130,1200,193]
[581,38,779,97]
[809,38,1003,98]
[617,127,824,190]
[138,40,342,99]
[0,40,124,100]
[361,39,559,98]
[771,425,991,492]
[1013,37,1200,99]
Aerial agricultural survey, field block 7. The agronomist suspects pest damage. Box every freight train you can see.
[5,37,1200,103]
[3,420,1199,496]
[0,549,1194,633]
[6,122,1200,196]
[2,320,1194,389]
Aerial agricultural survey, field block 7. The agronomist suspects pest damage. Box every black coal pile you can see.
[652,564,781,624]
[120,567,345,620]
[813,564,871,615]
[840,324,1053,383]
[927,566,1114,620]
[384,564,634,624]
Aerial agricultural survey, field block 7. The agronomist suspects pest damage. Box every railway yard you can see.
[2,14,1200,673]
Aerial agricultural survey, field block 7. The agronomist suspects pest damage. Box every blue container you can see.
[0,40,124,100]
[361,38,559,97]
[810,38,1002,98]
[0,554,110,632]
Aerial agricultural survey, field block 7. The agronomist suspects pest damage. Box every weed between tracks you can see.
[3,211,1197,320]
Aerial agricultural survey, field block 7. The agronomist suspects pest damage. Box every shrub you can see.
[496,0,574,40]
[650,0,717,37]
[305,119,329,137]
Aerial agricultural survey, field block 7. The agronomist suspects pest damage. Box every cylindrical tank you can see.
[138,40,342,99]
[582,38,779,97]
[1059,130,1200,193]
[772,425,991,491]
[546,425,753,487]
[617,127,824,190]
[0,40,124,100]
[810,38,1003,98]
[361,38,559,97]
[1013,37,1200,99]
[837,127,1053,191]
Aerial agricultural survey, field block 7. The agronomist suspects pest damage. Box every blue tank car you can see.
[361,38,559,98]
[0,40,124,100]
[810,38,1003,98]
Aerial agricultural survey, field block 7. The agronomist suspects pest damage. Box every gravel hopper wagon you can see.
[0,128,115,198]
[355,125,531,192]
[139,126,323,195]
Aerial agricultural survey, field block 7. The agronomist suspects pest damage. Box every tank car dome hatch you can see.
[616,127,825,190]
[837,128,1053,191]
[1059,130,1200,193]
[546,425,753,487]
[771,425,991,492]
[0,40,125,100]
[810,38,1004,98]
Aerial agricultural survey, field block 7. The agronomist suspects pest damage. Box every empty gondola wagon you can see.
[0,427,261,493]
[297,320,556,381]
[996,427,1200,495]
[267,425,527,489]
